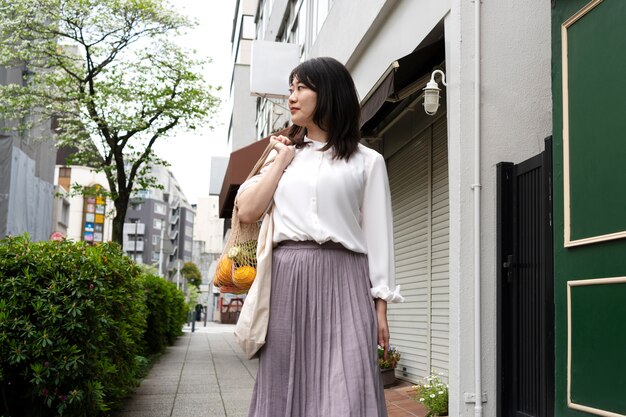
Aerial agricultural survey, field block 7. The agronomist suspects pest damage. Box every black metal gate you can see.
[497,138,554,417]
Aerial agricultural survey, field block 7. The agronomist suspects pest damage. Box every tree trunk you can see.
[111,194,129,246]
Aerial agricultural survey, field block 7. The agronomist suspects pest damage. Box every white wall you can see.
[193,196,224,254]
[231,64,258,151]
[445,0,552,416]
[312,0,450,100]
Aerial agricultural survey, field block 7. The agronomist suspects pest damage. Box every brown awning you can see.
[218,127,296,219]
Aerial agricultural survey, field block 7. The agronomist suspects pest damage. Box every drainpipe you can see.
[472,0,483,417]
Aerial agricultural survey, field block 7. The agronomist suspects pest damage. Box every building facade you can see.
[0,66,56,241]
[192,195,225,319]
[228,0,260,152]
[225,1,557,417]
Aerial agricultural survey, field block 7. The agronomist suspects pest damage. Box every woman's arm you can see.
[376,298,390,359]
[237,136,295,224]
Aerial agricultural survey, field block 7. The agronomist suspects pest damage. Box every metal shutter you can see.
[387,116,449,383]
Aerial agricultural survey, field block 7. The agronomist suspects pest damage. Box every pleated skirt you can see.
[247,241,388,417]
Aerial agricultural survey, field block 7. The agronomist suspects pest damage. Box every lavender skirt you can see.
[247,241,388,417]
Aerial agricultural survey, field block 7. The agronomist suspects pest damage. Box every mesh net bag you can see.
[213,217,259,293]
[213,139,278,294]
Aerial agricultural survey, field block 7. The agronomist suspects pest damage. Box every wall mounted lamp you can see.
[423,69,447,116]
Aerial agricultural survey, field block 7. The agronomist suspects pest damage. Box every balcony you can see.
[169,213,179,226]
[123,222,145,235]
[123,241,144,252]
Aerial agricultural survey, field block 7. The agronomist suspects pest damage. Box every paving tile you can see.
[176,383,219,394]
[171,403,227,417]
[134,383,179,395]
[119,395,175,412]
[115,411,172,417]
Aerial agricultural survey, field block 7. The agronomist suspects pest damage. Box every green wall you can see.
[552,1,626,416]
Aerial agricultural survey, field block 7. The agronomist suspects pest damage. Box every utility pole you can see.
[133,219,138,261]
[158,224,165,277]
[176,259,181,290]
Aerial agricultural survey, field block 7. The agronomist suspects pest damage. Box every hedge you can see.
[0,235,187,417]
[140,273,186,354]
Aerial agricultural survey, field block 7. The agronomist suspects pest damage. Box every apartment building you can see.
[123,166,194,281]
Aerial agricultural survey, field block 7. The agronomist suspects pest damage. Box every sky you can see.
[152,1,236,205]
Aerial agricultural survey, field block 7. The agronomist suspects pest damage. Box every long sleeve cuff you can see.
[371,285,404,303]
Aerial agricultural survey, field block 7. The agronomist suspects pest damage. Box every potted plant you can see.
[378,345,401,388]
[413,370,449,416]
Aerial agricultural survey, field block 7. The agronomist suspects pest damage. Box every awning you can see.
[218,137,272,219]
[360,25,445,136]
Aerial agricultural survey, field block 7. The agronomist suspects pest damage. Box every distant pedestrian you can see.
[236,57,403,417]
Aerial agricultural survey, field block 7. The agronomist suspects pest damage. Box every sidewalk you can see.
[115,322,426,417]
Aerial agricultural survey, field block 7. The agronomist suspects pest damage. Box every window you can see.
[154,203,166,215]
[136,190,150,199]
[153,219,162,230]
[60,201,70,226]
[315,0,329,35]
[185,225,193,237]
[242,15,255,39]
[152,235,160,246]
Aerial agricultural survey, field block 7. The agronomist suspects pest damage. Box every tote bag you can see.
[233,140,278,358]
[234,208,273,359]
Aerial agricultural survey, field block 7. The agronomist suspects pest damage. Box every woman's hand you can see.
[375,298,390,359]
[272,135,295,168]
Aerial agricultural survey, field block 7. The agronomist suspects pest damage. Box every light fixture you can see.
[423,69,447,115]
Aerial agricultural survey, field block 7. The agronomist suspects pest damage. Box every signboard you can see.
[82,186,106,244]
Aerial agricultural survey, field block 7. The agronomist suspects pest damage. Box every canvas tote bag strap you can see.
[245,139,279,181]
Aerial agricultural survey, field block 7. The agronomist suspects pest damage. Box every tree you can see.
[0,0,219,244]
[181,261,202,289]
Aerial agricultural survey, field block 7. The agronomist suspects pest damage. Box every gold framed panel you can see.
[567,276,626,417]
[561,0,626,247]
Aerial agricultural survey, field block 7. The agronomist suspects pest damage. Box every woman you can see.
[237,57,403,417]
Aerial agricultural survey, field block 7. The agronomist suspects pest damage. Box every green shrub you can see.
[140,273,186,354]
[0,236,147,417]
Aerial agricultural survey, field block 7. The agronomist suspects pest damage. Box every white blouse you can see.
[238,137,403,303]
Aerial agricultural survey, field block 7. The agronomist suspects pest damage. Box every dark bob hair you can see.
[287,57,361,160]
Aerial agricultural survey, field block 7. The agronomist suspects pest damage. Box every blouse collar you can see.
[304,136,328,146]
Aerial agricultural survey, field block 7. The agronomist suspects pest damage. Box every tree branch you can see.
[118,74,182,147]
[127,117,180,187]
